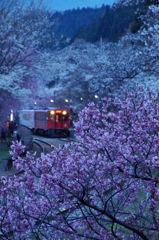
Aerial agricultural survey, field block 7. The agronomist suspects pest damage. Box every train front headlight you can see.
[50,110,55,115]
[62,111,67,115]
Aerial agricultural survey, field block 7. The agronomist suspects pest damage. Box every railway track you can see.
[33,138,56,155]
[32,136,73,156]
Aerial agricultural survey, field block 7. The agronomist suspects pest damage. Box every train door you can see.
[55,110,70,130]
[55,110,62,129]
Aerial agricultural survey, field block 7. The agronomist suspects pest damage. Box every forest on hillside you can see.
[49,3,135,47]
[49,0,158,47]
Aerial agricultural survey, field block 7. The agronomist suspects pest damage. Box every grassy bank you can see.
[0,142,11,163]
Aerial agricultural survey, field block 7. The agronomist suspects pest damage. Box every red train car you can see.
[19,108,70,137]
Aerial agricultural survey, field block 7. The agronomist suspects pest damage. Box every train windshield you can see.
[55,113,68,121]
[49,110,69,121]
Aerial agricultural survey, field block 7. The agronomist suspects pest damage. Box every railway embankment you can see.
[0,126,75,175]
[69,127,75,138]
[0,126,33,175]
[14,125,33,151]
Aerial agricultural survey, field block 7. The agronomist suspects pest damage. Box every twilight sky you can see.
[45,0,117,11]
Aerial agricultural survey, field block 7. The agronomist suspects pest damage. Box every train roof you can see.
[19,108,70,112]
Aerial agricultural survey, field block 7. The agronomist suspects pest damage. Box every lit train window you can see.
[62,114,68,121]
[62,111,68,121]
[55,115,60,122]
[55,113,68,122]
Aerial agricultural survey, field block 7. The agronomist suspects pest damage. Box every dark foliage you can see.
[47,0,159,48]
[73,5,135,43]
[49,5,106,48]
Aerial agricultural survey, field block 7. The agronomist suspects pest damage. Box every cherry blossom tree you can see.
[0,0,54,125]
[0,89,159,239]
[115,0,158,7]
[32,4,159,113]
[0,0,49,74]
